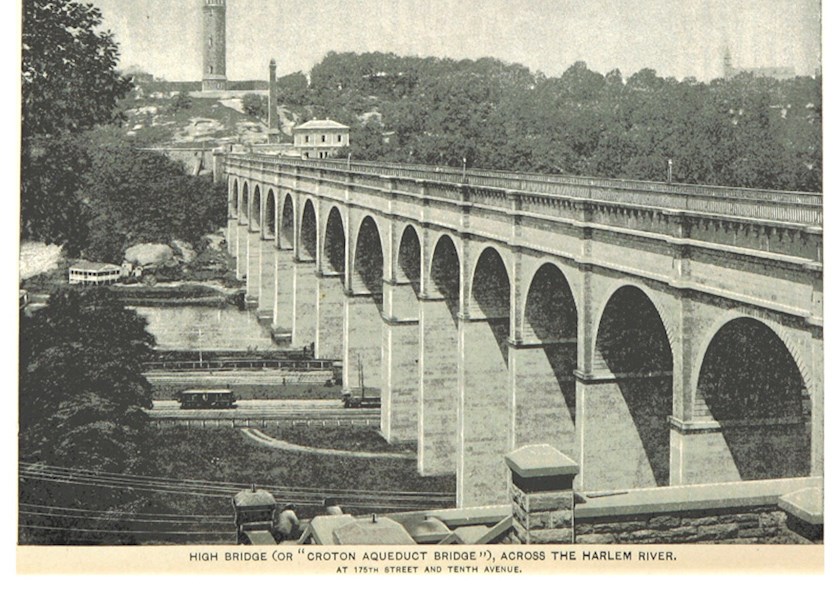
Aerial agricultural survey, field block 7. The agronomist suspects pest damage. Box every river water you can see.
[133,306,281,350]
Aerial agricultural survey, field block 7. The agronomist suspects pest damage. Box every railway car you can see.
[176,388,237,409]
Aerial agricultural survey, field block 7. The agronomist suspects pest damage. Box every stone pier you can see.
[418,296,458,476]
[458,315,511,507]
[291,259,316,349]
[343,293,383,392]
[257,238,276,320]
[509,341,576,455]
[315,272,344,360]
[272,248,295,339]
[380,280,420,442]
[246,230,261,308]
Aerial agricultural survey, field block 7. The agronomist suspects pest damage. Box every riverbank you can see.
[113,282,242,307]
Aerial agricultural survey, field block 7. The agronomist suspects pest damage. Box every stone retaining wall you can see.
[575,506,809,544]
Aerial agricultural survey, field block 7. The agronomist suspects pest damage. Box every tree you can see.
[170,90,193,112]
[19,287,155,544]
[20,134,91,255]
[22,0,133,138]
[20,288,155,452]
[81,146,227,263]
[242,93,268,121]
[21,0,133,249]
[277,72,309,105]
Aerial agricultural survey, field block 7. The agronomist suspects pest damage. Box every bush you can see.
[241,93,267,120]
[170,91,193,112]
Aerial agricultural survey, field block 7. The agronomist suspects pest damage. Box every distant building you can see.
[68,262,122,285]
[293,120,350,159]
[202,0,227,91]
[723,47,795,81]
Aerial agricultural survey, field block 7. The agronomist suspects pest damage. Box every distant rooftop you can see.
[294,119,350,131]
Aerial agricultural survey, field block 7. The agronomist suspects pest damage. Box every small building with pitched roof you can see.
[293,119,350,159]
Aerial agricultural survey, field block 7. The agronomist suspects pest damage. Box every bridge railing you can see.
[225,154,822,226]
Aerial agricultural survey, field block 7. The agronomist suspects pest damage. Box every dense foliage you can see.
[296,52,821,192]
[21,1,226,260]
[82,145,227,263]
[19,288,156,543]
[22,0,133,137]
[241,92,267,120]
[21,0,132,250]
[20,288,155,468]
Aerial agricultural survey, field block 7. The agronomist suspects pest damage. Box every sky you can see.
[87,0,822,83]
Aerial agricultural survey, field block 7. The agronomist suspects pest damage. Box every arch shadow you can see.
[596,285,673,487]
[471,247,510,363]
[524,263,578,421]
[697,317,810,480]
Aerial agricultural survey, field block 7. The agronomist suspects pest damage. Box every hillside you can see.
[124,96,264,147]
[110,73,302,148]
[120,54,821,193]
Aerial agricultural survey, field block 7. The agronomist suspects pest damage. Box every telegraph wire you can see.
[19,502,229,520]
[19,461,452,497]
[18,524,229,536]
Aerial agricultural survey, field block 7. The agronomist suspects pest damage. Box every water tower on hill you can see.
[202,0,227,91]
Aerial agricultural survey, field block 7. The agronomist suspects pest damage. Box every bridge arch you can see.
[353,215,384,305]
[264,189,276,239]
[468,246,512,309]
[324,207,346,279]
[469,246,511,325]
[692,316,811,481]
[239,181,250,224]
[279,193,294,250]
[691,311,814,403]
[397,224,421,295]
[429,234,461,320]
[515,262,579,454]
[299,198,317,261]
[522,262,579,342]
[229,178,239,218]
[249,185,262,230]
[590,285,674,489]
[592,282,678,358]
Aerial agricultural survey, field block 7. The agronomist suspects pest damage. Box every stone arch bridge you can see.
[218,153,823,508]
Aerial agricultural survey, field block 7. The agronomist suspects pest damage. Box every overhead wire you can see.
[19,502,229,520]
[19,463,452,508]
[18,523,230,536]
[19,461,452,497]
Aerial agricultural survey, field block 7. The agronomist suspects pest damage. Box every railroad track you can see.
[146,399,378,421]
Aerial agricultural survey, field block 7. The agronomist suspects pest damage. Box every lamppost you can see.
[461,156,467,182]
[667,158,673,184]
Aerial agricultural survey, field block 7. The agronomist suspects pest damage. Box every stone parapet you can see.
[505,445,578,544]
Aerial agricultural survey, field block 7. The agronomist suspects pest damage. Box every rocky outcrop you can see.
[125,243,174,266]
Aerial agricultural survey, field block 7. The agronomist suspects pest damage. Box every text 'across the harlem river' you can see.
[188,548,677,573]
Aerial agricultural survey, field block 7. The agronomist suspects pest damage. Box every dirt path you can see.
[240,427,414,460]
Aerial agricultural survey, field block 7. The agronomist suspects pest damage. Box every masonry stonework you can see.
[225,157,823,509]
[418,296,458,476]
